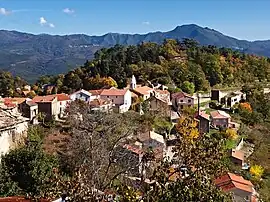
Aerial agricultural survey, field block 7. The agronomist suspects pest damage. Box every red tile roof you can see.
[210,110,231,119]
[3,97,26,105]
[215,173,253,193]
[133,86,153,95]
[123,144,143,155]
[89,89,103,96]
[56,93,70,101]
[171,92,193,99]
[32,95,57,103]
[100,88,128,96]
[195,111,210,120]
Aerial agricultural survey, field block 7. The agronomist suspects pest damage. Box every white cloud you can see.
[49,23,55,28]
[0,7,11,15]
[63,8,74,14]
[142,21,150,25]
[39,17,47,25]
[39,17,55,28]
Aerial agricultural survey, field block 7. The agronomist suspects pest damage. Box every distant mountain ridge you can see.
[1,24,270,82]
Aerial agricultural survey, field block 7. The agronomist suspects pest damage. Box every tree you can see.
[223,129,238,140]
[60,102,152,195]
[175,115,199,142]
[239,102,252,112]
[0,142,58,197]
[250,165,264,180]
[181,81,195,94]
[144,132,231,201]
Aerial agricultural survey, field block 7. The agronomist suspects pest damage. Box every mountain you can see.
[0,24,270,82]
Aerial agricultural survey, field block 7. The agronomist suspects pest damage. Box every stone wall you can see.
[0,121,28,156]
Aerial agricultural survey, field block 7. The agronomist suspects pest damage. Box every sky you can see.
[0,0,269,41]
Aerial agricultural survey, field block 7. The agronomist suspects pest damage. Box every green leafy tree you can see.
[0,143,58,197]
[181,81,195,94]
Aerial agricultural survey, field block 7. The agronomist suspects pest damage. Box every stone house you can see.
[147,96,172,117]
[21,99,38,124]
[229,149,245,168]
[194,111,210,134]
[32,95,59,120]
[171,92,194,111]
[0,104,28,156]
[210,110,231,128]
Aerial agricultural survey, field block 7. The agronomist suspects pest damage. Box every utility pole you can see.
[197,92,201,133]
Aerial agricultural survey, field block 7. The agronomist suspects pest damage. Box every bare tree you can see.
[55,101,153,200]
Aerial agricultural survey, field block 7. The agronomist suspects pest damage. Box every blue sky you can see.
[0,0,269,41]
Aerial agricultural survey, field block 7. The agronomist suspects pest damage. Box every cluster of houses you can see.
[0,76,258,201]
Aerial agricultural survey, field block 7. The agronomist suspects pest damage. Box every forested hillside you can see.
[2,24,270,82]
[31,39,270,95]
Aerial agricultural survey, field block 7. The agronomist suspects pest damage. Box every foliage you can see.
[181,81,195,94]
[31,39,270,95]
[223,129,238,140]
[239,102,252,112]
[175,115,199,142]
[0,71,27,97]
[145,134,231,201]
[0,142,58,197]
[250,165,264,180]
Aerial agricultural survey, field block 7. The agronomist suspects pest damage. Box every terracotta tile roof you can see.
[133,86,153,95]
[56,93,70,101]
[90,98,110,107]
[123,144,143,155]
[195,111,210,120]
[215,173,253,193]
[100,87,128,96]
[231,149,244,161]
[210,110,231,119]
[89,89,104,96]
[32,95,57,103]
[155,89,170,95]
[171,92,193,99]
[3,97,26,105]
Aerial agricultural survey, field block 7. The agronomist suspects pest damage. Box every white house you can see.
[100,87,132,113]
[69,89,92,102]
[56,94,72,118]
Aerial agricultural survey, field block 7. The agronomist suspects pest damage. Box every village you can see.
[0,74,262,202]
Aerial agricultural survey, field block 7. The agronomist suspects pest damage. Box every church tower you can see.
[130,75,137,89]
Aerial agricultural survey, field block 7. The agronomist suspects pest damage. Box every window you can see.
[116,96,118,98]
[112,99,114,102]
[188,99,191,103]
[180,105,183,109]
[180,100,183,102]
[107,96,109,98]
